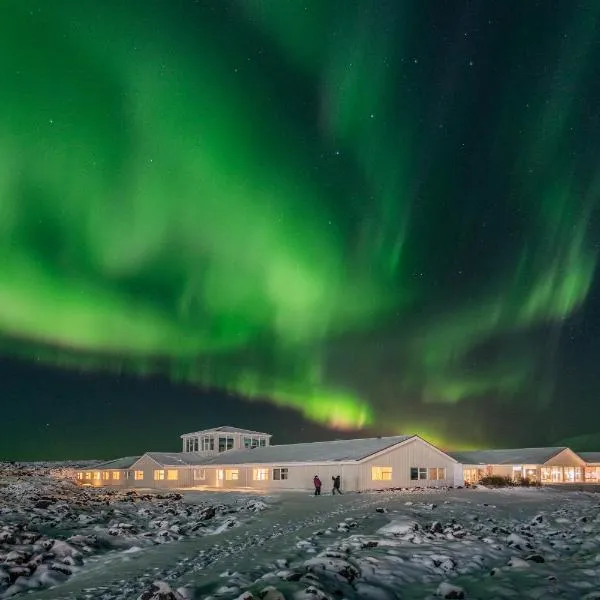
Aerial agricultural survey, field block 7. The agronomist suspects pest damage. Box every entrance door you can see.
[216,469,224,488]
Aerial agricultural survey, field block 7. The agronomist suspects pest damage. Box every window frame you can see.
[371,466,392,481]
[154,469,165,481]
[193,468,206,481]
[225,469,239,481]
[273,467,289,480]
[134,470,144,481]
[167,469,178,481]
[253,468,269,481]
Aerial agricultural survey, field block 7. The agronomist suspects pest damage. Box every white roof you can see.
[180,425,272,438]
[146,435,416,466]
[578,452,600,464]
[449,447,568,465]
[92,456,141,469]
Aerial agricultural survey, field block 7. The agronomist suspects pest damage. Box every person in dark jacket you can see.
[313,475,322,495]
[332,475,342,495]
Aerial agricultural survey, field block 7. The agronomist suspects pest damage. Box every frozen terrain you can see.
[1,467,600,599]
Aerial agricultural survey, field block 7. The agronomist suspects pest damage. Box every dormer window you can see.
[218,436,234,452]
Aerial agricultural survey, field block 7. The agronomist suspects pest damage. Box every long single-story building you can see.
[76,426,600,491]
[76,425,462,491]
[449,447,588,484]
[578,452,600,483]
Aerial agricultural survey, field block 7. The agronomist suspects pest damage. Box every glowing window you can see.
[84,472,91,479]
[429,467,446,480]
[102,471,110,480]
[76,472,83,480]
[372,467,392,481]
[134,470,144,481]
[193,469,205,480]
[154,470,165,480]
[167,470,178,481]
[253,468,269,481]
[225,469,239,481]
[93,472,101,480]
[112,471,120,480]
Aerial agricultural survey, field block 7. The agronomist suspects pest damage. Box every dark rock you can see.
[430,521,443,534]
[525,554,545,563]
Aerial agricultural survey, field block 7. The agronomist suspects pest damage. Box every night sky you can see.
[2,1,600,460]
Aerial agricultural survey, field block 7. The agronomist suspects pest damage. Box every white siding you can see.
[359,438,457,490]
[545,448,585,467]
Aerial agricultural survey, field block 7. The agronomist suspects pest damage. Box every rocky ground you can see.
[2,465,600,600]
[0,464,268,599]
[130,489,600,600]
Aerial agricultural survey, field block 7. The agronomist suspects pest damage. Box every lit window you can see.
[253,468,269,481]
[372,467,392,481]
[134,470,144,480]
[167,470,178,481]
[217,469,224,481]
[154,470,165,480]
[85,472,91,479]
[193,469,205,480]
[429,467,447,480]
[225,469,239,481]
[273,468,288,480]
[76,472,83,480]
[93,472,101,480]
[102,471,110,480]
[112,471,120,480]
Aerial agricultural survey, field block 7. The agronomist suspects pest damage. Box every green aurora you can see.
[1,0,599,447]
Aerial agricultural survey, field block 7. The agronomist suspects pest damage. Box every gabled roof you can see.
[578,452,600,464]
[91,456,141,470]
[449,447,568,465]
[180,425,272,438]
[147,435,415,467]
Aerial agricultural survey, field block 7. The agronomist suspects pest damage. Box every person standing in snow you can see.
[332,475,342,495]
[313,475,322,495]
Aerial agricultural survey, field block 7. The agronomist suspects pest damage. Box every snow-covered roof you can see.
[147,435,416,466]
[578,452,600,464]
[91,456,141,470]
[449,447,568,465]
[180,425,272,438]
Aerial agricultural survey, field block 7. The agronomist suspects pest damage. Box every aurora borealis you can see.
[2,1,600,459]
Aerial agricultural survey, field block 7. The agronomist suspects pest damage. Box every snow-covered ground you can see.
[2,467,600,600]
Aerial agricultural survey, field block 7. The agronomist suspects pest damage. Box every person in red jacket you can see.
[313,475,322,496]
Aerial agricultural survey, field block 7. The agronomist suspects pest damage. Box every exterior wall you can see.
[452,463,465,487]
[545,449,585,467]
[358,438,457,490]
[489,465,513,478]
[76,468,129,488]
[203,464,351,492]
